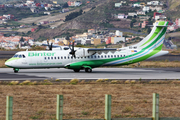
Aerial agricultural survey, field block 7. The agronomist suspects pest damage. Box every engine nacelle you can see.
[75,48,94,57]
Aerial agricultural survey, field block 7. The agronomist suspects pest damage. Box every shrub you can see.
[122,106,133,113]
[131,80,136,84]
[20,80,31,85]
[70,79,79,85]
[55,79,60,82]
[81,111,89,115]
[111,80,118,84]
[9,81,19,85]
[125,80,130,84]
[96,79,104,82]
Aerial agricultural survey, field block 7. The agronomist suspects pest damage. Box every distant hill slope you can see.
[30,0,110,39]
[165,0,180,20]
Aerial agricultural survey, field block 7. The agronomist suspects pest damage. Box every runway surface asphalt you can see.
[0,68,180,80]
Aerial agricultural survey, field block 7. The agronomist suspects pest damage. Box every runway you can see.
[0,68,180,80]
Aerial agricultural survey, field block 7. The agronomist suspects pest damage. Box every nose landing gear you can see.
[13,68,19,73]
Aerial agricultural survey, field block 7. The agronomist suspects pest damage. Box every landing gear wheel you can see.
[13,68,19,73]
[74,69,80,72]
[85,68,92,73]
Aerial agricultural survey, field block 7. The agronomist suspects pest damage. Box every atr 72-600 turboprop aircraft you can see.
[5,21,169,73]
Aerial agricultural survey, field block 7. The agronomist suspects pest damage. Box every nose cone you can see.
[5,58,19,68]
[5,60,12,67]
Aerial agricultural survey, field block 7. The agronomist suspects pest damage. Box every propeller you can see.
[47,39,53,50]
[69,40,76,58]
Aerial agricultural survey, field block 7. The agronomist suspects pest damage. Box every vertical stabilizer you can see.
[131,21,168,50]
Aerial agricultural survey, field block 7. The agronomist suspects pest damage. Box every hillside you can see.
[29,0,135,39]
[30,0,110,39]
[165,0,180,20]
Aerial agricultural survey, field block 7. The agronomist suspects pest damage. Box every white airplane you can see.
[5,21,169,73]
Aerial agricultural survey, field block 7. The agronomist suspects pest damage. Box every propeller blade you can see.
[50,43,53,50]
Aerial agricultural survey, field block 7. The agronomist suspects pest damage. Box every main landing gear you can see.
[85,68,92,73]
[73,68,92,73]
[73,69,80,72]
[13,68,19,73]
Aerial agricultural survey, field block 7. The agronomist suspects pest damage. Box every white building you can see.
[142,6,150,12]
[115,3,122,7]
[3,15,11,20]
[147,1,159,5]
[128,12,137,17]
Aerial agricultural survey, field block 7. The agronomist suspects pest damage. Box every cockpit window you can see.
[13,54,26,58]
[13,54,18,58]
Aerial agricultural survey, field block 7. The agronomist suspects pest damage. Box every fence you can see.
[5,93,180,120]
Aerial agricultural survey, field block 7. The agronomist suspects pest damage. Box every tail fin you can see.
[132,21,168,50]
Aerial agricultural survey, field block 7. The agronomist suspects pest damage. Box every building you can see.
[141,21,149,28]
[147,1,159,5]
[88,29,96,35]
[111,37,125,44]
[139,16,150,21]
[142,6,150,12]
[149,6,162,12]
[133,2,141,7]
[118,14,126,19]
[30,7,39,13]
[137,11,146,15]
[106,37,111,44]
[91,38,101,46]
[62,8,69,13]
[175,18,180,26]
[115,3,122,7]
[128,12,137,17]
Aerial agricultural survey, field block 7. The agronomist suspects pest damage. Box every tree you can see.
[65,36,70,40]
[20,37,24,42]
[63,2,69,8]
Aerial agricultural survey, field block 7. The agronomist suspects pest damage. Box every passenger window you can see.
[23,55,26,58]
[88,56,90,58]
[68,57,69,59]
[91,56,93,58]
[101,55,103,58]
[121,55,122,57]
[124,55,126,57]
[98,56,100,58]
[51,57,53,59]
[105,55,106,58]
[48,57,50,59]
[19,55,22,58]
[114,55,116,58]
[61,57,63,59]
[111,55,113,58]
[54,57,56,59]
[108,55,110,58]
[117,55,119,57]
[44,57,46,60]
[58,57,60,59]
[94,56,96,58]
[64,56,66,59]
[84,57,86,58]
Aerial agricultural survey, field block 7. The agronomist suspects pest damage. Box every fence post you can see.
[6,96,13,120]
[152,93,159,120]
[56,95,63,120]
[105,94,111,120]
